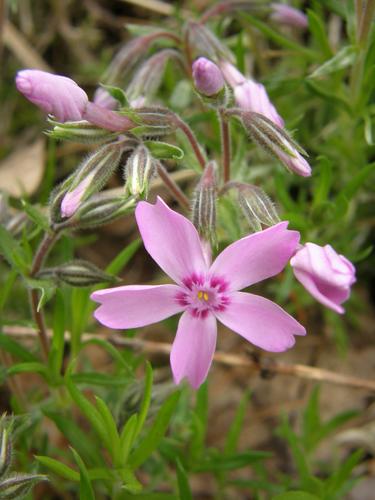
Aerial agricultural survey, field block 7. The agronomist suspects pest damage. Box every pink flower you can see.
[91,197,305,388]
[16,69,88,122]
[93,88,118,110]
[219,62,284,127]
[270,3,308,30]
[192,57,225,96]
[290,243,356,314]
[235,80,284,128]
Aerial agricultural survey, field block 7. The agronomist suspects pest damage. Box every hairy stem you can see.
[157,163,191,211]
[173,114,206,169]
[219,109,231,183]
[29,232,59,361]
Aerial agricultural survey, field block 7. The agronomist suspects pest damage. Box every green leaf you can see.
[194,450,271,472]
[176,459,192,500]
[7,362,48,378]
[241,13,315,59]
[35,455,79,481]
[133,362,153,440]
[324,449,363,497]
[99,84,129,107]
[272,492,320,500]
[277,416,310,481]
[0,226,28,275]
[0,333,38,362]
[106,239,141,275]
[71,448,95,500]
[81,338,131,372]
[129,391,180,468]
[304,79,350,112]
[144,140,184,160]
[21,200,50,231]
[71,372,130,387]
[120,414,138,466]
[302,386,321,452]
[313,157,333,207]
[307,9,333,59]
[94,396,121,466]
[65,367,110,449]
[309,46,356,78]
[43,410,103,467]
[225,390,250,454]
[340,163,375,199]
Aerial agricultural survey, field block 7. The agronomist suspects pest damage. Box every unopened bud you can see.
[71,192,136,229]
[82,102,135,132]
[125,145,156,198]
[125,107,174,137]
[0,419,12,479]
[60,139,133,219]
[127,50,183,105]
[16,69,88,122]
[47,119,118,144]
[37,260,117,287]
[234,183,280,232]
[192,57,225,97]
[192,161,217,245]
[93,87,119,110]
[219,61,247,87]
[242,112,311,177]
[0,474,47,498]
[270,3,308,29]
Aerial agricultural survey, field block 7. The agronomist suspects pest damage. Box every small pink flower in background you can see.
[91,197,305,388]
[290,243,356,314]
[16,69,88,122]
[276,145,311,177]
[93,87,118,110]
[270,3,308,30]
[192,57,225,96]
[220,62,284,127]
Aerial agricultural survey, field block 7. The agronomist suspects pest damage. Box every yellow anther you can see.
[197,291,203,300]
[203,292,209,301]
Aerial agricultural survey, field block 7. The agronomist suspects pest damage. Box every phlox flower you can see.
[91,197,305,388]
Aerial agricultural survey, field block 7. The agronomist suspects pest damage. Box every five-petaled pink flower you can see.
[91,197,305,388]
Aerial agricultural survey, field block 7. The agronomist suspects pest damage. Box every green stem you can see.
[156,163,191,211]
[219,109,231,184]
[173,114,206,169]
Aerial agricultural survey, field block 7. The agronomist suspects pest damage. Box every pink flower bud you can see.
[290,243,356,314]
[270,3,308,29]
[235,80,284,128]
[16,69,88,122]
[219,61,246,87]
[276,149,311,177]
[192,57,225,96]
[82,102,135,132]
[61,174,94,218]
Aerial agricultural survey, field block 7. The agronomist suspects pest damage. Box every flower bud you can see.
[270,3,308,29]
[242,112,311,177]
[234,80,284,128]
[82,102,135,132]
[127,49,183,106]
[71,192,136,229]
[124,145,156,198]
[37,260,117,287]
[0,474,47,498]
[60,139,131,218]
[16,69,88,122]
[290,243,356,314]
[47,118,118,144]
[219,61,247,87]
[235,183,280,231]
[191,161,217,245]
[185,22,233,62]
[192,57,225,97]
[0,419,12,479]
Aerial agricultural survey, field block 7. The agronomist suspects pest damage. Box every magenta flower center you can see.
[176,273,230,318]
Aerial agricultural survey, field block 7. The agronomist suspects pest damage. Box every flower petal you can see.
[171,311,217,389]
[216,292,305,352]
[210,222,300,291]
[91,284,183,329]
[135,197,208,285]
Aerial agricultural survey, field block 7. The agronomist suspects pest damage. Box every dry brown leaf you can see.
[0,139,45,196]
